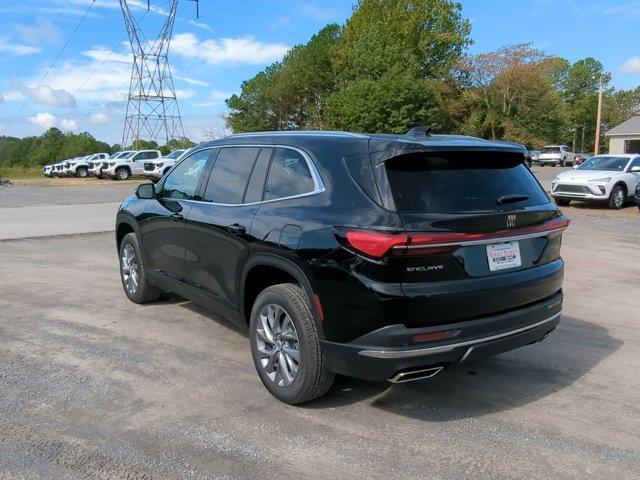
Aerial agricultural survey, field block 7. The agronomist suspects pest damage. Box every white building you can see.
[605,116,640,154]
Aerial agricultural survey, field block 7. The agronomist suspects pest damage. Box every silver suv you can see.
[538,145,575,167]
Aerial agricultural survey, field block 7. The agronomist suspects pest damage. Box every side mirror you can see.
[136,183,155,199]
[630,166,640,173]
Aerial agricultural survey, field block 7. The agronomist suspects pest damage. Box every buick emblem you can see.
[506,214,517,228]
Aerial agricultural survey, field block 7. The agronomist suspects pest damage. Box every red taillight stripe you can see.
[342,216,570,259]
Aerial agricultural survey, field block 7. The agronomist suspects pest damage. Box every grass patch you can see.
[0,165,44,179]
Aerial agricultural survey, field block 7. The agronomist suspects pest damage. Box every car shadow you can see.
[306,316,621,421]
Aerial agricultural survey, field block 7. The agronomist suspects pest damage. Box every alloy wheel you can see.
[255,303,300,387]
[614,189,624,208]
[117,169,129,180]
[121,244,139,294]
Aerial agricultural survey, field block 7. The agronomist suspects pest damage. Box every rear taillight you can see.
[340,216,570,259]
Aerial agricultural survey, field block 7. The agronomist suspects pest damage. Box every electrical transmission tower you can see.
[119,0,185,147]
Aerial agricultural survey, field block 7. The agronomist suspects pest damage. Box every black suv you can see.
[116,130,568,404]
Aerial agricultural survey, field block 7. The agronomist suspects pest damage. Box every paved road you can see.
[0,203,120,240]
[0,231,638,479]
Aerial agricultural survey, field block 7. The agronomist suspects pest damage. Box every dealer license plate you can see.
[486,241,522,272]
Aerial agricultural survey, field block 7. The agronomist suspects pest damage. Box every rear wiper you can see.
[496,194,530,205]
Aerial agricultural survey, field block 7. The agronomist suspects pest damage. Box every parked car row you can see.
[43,149,188,181]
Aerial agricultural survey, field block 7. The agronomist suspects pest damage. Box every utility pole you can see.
[119,0,185,147]
[594,78,604,155]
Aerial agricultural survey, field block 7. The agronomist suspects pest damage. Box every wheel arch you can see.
[241,254,324,338]
[115,216,139,251]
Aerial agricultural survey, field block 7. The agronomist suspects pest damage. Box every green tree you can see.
[334,0,471,82]
[561,58,610,152]
[227,24,341,132]
[458,43,569,147]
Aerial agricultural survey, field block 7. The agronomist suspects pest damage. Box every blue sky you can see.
[1,0,639,144]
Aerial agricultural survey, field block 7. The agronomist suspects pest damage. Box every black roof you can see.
[197,131,528,161]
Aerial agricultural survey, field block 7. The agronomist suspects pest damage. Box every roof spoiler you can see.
[405,126,432,137]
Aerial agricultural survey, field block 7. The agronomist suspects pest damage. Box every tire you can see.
[555,198,571,206]
[249,283,334,404]
[116,167,130,180]
[607,185,626,210]
[560,157,566,167]
[119,232,160,304]
[76,167,88,178]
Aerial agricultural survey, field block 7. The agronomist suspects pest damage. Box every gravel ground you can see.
[0,230,638,479]
[0,178,141,208]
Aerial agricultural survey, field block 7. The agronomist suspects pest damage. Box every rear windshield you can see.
[541,147,560,153]
[384,152,548,213]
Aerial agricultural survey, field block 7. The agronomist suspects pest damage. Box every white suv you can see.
[552,154,640,209]
[142,149,188,181]
[538,145,575,167]
[102,149,162,180]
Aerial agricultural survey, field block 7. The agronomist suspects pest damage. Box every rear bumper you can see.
[320,291,562,382]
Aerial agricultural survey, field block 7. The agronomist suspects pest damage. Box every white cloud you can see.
[60,118,77,132]
[297,5,339,21]
[28,112,56,129]
[82,46,132,63]
[0,40,40,56]
[1,90,25,102]
[172,33,289,65]
[89,113,109,124]
[175,89,197,100]
[620,57,640,74]
[14,18,60,45]
[27,85,76,108]
[174,75,209,87]
[195,89,233,107]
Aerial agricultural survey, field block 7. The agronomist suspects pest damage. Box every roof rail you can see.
[405,126,432,137]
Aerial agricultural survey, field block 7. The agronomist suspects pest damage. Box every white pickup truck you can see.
[62,152,109,177]
[538,145,575,167]
[142,149,188,181]
[101,149,162,180]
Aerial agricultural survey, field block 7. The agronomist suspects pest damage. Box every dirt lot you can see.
[1,177,640,478]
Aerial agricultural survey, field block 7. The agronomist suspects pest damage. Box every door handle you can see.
[226,223,246,235]
[171,213,184,222]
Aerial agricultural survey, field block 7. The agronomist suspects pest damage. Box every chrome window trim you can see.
[159,144,325,206]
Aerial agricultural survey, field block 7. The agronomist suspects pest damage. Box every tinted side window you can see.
[203,147,260,204]
[628,158,640,169]
[265,148,315,201]
[160,149,211,200]
[148,151,159,159]
[244,148,273,203]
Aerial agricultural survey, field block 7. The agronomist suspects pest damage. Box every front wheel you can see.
[119,233,160,303]
[249,283,334,404]
[76,167,88,178]
[116,167,130,180]
[608,185,626,209]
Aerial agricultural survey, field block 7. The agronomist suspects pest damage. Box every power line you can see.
[51,8,154,121]
[13,0,73,80]
[2,0,96,134]
[176,0,254,36]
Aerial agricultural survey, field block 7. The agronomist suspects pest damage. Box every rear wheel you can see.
[249,283,334,404]
[116,167,130,180]
[119,232,160,304]
[608,185,626,209]
[555,198,570,206]
[76,166,88,178]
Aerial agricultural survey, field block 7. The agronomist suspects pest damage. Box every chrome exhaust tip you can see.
[389,366,444,384]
